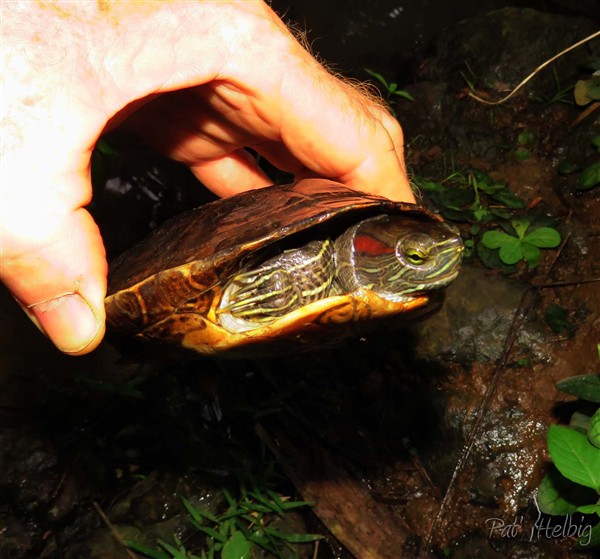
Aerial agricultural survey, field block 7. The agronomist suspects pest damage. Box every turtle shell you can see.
[105,178,448,356]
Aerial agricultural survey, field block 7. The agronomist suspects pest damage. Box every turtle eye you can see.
[397,235,435,267]
[404,247,428,265]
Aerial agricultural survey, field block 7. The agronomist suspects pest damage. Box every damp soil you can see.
[1,3,600,559]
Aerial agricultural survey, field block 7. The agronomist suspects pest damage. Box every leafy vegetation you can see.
[537,345,600,549]
[414,168,561,270]
[364,68,414,115]
[533,67,575,106]
[544,304,576,337]
[558,135,600,192]
[574,70,600,107]
[556,57,600,192]
[514,130,535,161]
[125,467,321,559]
[578,136,600,191]
[481,217,561,268]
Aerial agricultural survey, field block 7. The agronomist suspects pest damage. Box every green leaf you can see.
[515,147,531,161]
[181,497,220,524]
[588,408,600,449]
[477,182,505,195]
[473,206,492,221]
[197,525,228,543]
[439,186,476,209]
[419,181,445,192]
[578,162,600,191]
[468,169,492,185]
[523,227,561,248]
[511,217,531,239]
[592,135,600,150]
[476,240,514,270]
[222,531,252,559]
[124,540,170,559]
[521,242,541,268]
[158,539,199,559]
[481,230,515,249]
[544,304,572,334]
[577,520,600,549]
[388,82,398,93]
[278,499,312,511]
[392,89,415,101]
[547,425,600,490]
[570,411,592,434]
[498,238,523,265]
[577,504,600,515]
[574,76,600,105]
[558,161,583,175]
[517,131,535,146]
[264,527,324,543]
[487,189,526,209]
[537,467,598,515]
[489,207,513,219]
[556,375,600,403]
[363,68,389,89]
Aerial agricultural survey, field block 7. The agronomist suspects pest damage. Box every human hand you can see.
[1,0,414,355]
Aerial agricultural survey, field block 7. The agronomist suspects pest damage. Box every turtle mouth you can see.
[374,264,462,301]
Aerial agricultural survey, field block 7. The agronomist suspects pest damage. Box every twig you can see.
[571,100,600,126]
[534,276,600,288]
[312,539,320,559]
[92,501,140,559]
[468,30,600,106]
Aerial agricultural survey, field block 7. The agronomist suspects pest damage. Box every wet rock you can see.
[469,409,548,515]
[413,264,550,366]
[0,429,59,514]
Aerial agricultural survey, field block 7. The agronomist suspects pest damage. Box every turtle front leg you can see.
[217,239,336,330]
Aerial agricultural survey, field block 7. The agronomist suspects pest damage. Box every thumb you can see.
[1,196,107,355]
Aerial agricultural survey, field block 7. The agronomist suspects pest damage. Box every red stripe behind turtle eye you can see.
[353,233,394,255]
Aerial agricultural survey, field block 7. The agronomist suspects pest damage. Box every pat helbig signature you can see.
[485,496,595,547]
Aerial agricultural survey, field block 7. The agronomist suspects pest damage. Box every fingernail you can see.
[28,293,100,354]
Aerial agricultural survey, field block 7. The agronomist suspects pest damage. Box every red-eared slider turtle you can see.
[105,179,463,356]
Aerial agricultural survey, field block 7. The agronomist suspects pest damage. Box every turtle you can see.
[105,178,463,356]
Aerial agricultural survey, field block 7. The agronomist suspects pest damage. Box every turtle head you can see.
[335,214,463,300]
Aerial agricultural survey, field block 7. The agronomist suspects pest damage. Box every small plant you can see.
[578,135,600,192]
[364,68,414,114]
[537,345,600,549]
[535,67,575,106]
[414,167,564,270]
[459,61,485,94]
[416,168,525,223]
[480,217,561,268]
[125,468,322,559]
[557,135,600,192]
[574,70,600,107]
[544,304,576,337]
[514,130,535,161]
